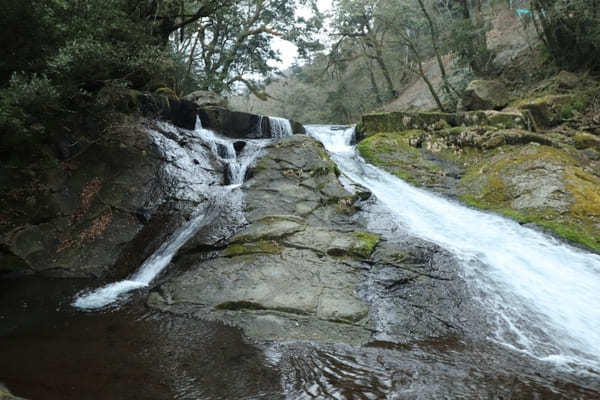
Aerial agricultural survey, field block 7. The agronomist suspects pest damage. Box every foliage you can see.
[1,0,322,156]
[171,0,323,96]
[0,74,60,142]
[531,0,600,72]
[447,18,494,75]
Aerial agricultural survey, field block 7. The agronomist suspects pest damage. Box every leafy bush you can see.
[532,0,600,72]
[0,74,60,134]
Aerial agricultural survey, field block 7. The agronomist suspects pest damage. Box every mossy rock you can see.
[361,112,460,136]
[360,110,529,139]
[459,144,600,252]
[224,240,282,257]
[357,130,444,186]
[514,94,576,129]
[351,232,380,258]
[573,132,600,150]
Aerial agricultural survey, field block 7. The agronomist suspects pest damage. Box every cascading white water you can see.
[268,116,293,138]
[73,119,268,310]
[307,124,600,373]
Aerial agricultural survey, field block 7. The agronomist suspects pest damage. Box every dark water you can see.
[0,277,281,400]
[1,277,599,399]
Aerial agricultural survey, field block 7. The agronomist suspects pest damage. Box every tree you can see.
[173,0,324,97]
[530,0,600,72]
[330,0,398,101]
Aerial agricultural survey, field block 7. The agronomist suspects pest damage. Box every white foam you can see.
[307,124,600,373]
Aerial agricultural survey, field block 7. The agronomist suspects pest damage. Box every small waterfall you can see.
[307,125,600,374]
[268,116,293,138]
[255,115,294,139]
[73,118,269,310]
[72,209,214,309]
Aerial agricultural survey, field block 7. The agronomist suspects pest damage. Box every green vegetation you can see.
[358,130,442,185]
[224,240,282,257]
[351,231,380,258]
[0,0,321,162]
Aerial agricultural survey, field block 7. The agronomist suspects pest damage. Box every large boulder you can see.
[149,135,375,343]
[148,134,478,344]
[183,90,228,108]
[462,80,510,111]
[555,71,579,89]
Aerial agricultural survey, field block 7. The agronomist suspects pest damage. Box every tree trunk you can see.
[374,50,397,99]
[417,0,459,100]
[365,61,383,104]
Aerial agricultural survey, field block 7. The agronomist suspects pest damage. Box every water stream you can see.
[2,122,600,398]
[307,124,600,374]
[72,117,292,310]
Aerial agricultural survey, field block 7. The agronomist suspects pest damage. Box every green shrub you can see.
[0,73,60,133]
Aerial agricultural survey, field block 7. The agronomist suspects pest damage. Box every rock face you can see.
[0,92,307,277]
[357,111,600,252]
[149,135,374,343]
[148,134,476,344]
[359,110,529,139]
[0,118,231,278]
[462,79,510,111]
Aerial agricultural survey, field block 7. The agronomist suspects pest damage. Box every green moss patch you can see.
[351,231,380,258]
[357,131,443,186]
[459,145,600,252]
[224,240,282,257]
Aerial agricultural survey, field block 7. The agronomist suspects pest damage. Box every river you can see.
[1,124,599,399]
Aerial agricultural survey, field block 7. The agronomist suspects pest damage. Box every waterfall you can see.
[268,116,293,138]
[72,118,268,310]
[306,125,600,374]
[255,115,293,139]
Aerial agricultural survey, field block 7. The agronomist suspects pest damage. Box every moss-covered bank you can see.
[357,79,600,252]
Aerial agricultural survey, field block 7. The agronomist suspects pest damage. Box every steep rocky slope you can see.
[0,95,303,278]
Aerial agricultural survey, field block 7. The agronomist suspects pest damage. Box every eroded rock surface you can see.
[149,134,480,345]
[149,135,375,343]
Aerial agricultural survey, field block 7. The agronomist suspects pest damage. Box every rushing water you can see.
[72,117,292,310]
[3,122,600,399]
[307,124,600,374]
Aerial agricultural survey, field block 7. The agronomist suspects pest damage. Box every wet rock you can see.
[216,143,230,159]
[0,117,228,278]
[233,140,246,154]
[135,207,153,224]
[462,79,509,111]
[362,239,481,341]
[149,135,377,343]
